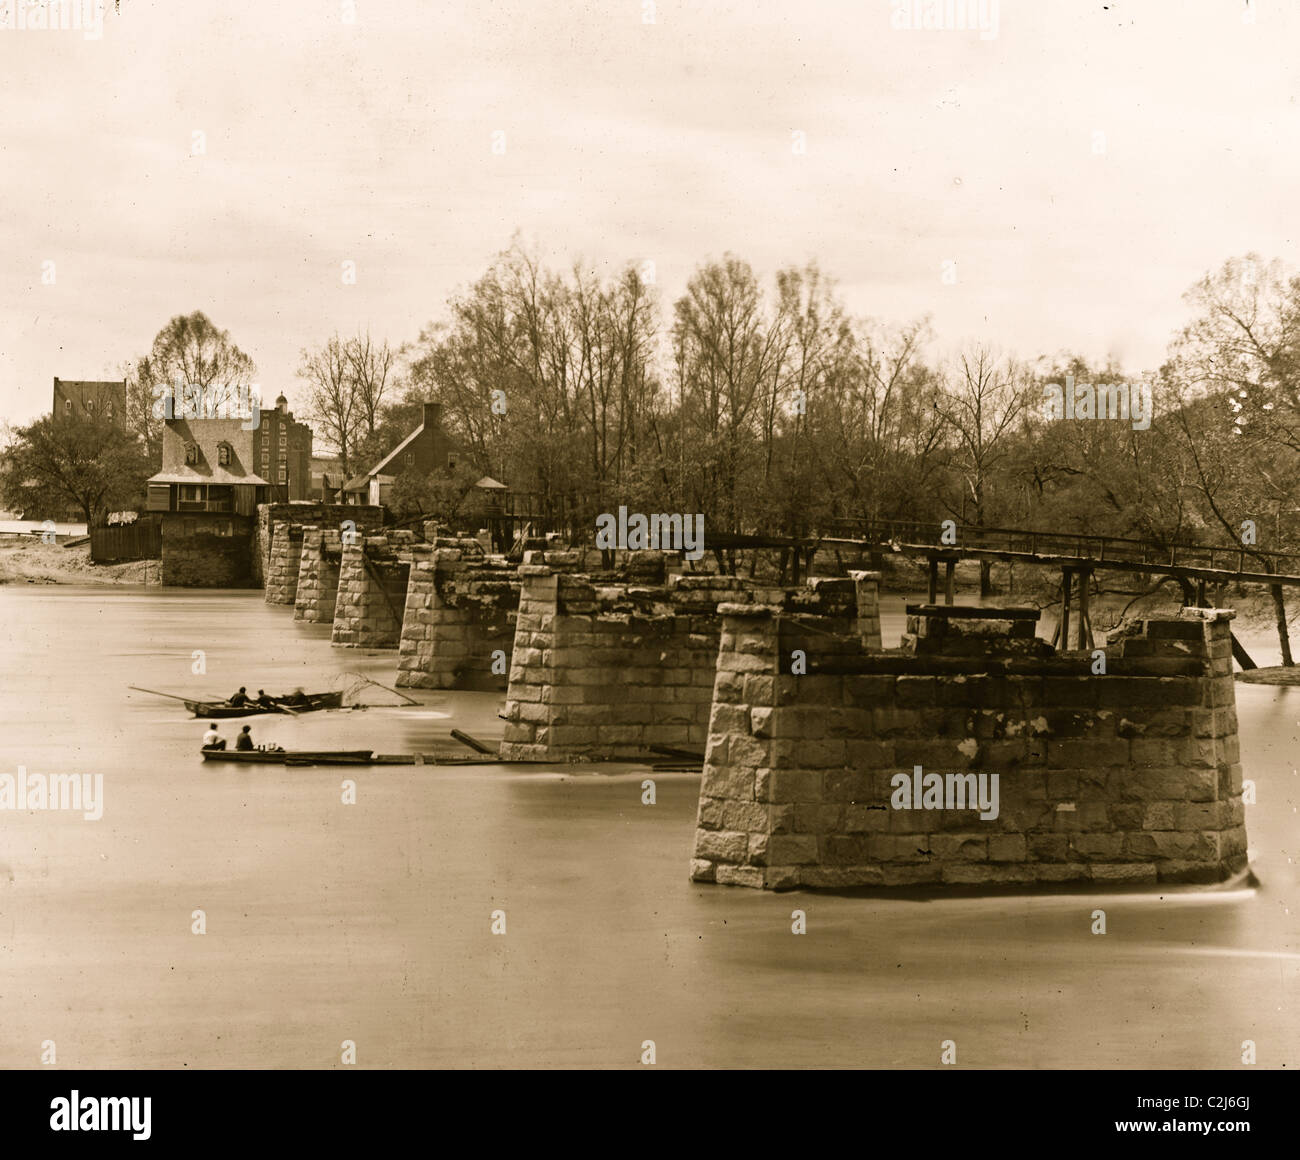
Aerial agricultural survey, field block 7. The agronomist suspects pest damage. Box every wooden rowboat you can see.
[201,748,374,765]
[184,691,344,718]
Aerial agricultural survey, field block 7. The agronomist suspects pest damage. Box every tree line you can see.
[6,248,1299,587]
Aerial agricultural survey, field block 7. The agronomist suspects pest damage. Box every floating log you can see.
[450,729,495,755]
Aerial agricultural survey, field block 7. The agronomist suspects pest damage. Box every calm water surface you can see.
[0,587,1295,1068]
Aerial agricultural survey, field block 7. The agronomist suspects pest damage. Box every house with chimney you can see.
[144,394,313,585]
[342,402,465,507]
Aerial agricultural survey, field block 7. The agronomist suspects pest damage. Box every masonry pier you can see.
[294,527,343,623]
[265,521,304,605]
[331,533,415,648]
[690,603,1249,889]
[498,568,882,762]
[397,544,522,690]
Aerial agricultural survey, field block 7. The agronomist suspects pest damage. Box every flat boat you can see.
[201,748,374,765]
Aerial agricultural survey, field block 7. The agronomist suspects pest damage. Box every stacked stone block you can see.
[691,605,1249,890]
[159,514,255,587]
[331,536,411,648]
[255,502,381,584]
[264,521,304,604]
[498,569,753,761]
[397,547,521,689]
[498,572,869,762]
[294,526,344,623]
[849,570,884,650]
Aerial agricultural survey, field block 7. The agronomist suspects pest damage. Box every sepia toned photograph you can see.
[0,0,1292,1124]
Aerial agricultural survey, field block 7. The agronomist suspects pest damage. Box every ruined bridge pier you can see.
[691,602,1249,889]
[498,568,884,761]
[331,532,417,649]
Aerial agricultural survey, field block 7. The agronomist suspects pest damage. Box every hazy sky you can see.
[1,0,1296,423]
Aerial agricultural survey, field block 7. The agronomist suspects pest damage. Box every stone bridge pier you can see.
[498,568,882,763]
[398,547,522,690]
[265,521,305,605]
[294,526,344,623]
[331,532,416,648]
[691,603,1249,890]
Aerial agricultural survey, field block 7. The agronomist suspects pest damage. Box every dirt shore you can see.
[0,538,155,585]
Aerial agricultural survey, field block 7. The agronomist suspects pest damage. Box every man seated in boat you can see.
[228,686,250,707]
[201,723,226,751]
[282,687,310,707]
[235,725,255,751]
[255,689,276,709]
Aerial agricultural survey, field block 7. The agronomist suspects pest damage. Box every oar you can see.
[128,686,197,703]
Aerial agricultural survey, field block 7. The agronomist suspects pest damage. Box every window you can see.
[447,453,458,470]
[217,443,231,466]
[86,400,95,414]
[184,442,199,465]
[404,452,414,468]
[64,399,72,412]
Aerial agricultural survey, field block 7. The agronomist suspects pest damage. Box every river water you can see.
[0,586,1295,1069]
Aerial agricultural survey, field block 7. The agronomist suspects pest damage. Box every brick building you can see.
[343,402,463,507]
[53,377,126,425]
[258,394,314,501]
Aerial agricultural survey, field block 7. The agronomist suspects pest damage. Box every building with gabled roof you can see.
[343,402,465,507]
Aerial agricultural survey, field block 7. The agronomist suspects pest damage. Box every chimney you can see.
[422,401,442,431]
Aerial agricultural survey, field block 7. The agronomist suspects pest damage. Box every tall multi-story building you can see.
[53,377,126,425]
[257,394,313,501]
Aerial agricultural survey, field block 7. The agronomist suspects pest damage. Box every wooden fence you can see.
[90,520,162,564]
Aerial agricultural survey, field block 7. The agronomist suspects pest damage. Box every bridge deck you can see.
[704,520,1300,588]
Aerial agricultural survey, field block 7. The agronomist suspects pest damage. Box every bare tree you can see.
[934,346,1032,595]
[346,332,396,442]
[299,335,356,474]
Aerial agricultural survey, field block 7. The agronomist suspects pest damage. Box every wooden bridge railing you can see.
[820,519,1300,576]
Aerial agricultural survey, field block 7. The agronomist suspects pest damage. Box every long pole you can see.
[362,674,420,706]
[128,686,196,702]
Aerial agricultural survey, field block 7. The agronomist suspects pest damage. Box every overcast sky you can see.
[1,0,1295,423]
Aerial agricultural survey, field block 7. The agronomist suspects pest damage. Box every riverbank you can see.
[0,539,154,585]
